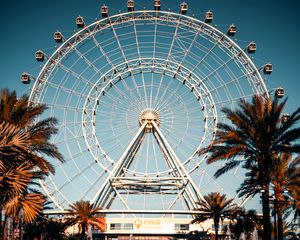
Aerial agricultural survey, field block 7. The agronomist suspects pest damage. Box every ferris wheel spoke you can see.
[109,74,145,108]
[152,15,182,108]
[82,171,107,199]
[208,69,249,96]
[109,19,146,106]
[155,86,191,114]
[174,30,202,78]
[187,36,224,79]
[92,36,118,71]
[200,52,242,87]
[45,104,81,114]
[58,161,97,192]
[96,124,129,142]
[43,80,88,103]
[153,79,183,112]
[91,37,145,107]
[213,93,255,107]
[54,60,97,89]
[69,44,104,78]
[133,20,149,107]
[98,84,145,111]
[108,80,143,107]
[149,17,159,109]
[44,176,72,206]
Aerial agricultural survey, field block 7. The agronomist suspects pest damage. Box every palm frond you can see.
[214,160,242,178]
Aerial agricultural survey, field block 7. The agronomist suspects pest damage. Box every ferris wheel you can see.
[21,1,274,216]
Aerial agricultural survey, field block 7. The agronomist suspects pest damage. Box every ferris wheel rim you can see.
[82,56,215,174]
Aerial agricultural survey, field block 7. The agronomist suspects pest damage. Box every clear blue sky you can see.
[0,0,299,211]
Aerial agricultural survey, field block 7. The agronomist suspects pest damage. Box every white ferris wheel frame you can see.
[29,10,269,214]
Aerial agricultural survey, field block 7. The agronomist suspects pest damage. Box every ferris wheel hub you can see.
[139,108,161,132]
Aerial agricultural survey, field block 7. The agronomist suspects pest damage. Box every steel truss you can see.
[92,115,202,212]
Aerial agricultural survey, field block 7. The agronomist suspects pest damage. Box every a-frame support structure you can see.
[92,109,203,213]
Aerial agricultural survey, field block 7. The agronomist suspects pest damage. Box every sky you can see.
[0,0,300,212]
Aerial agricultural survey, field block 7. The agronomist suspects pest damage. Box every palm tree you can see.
[24,217,69,240]
[67,200,105,240]
[230,209,262,239]
[22,200,57,240]
[271,153,290,240]
[191,192,238,240]
[0,120,47,237]
[237,154,299,240]
[198,95,300,240]
[0,89,64,235]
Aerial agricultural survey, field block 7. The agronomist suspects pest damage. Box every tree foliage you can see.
[0,88,64,231]
[198,95,300,240]
[66,200,105,239]
[191,192,239,240]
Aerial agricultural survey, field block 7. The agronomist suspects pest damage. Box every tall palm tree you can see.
[42,219,69,240]
[237,154,299,240]
[22,200,56,239]
[191,192,238,240]
[271,153,290,240]
[0,89,64,234]
[24,218,69,240]
[0,120,47,237]
[67,200,105,240]
[198,95,300,240]
[230,209,262,239]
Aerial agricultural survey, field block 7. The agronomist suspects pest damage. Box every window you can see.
[110,223,133,230]
[110,223,121,230]
[123,223,133,230]
[175,224,189,231]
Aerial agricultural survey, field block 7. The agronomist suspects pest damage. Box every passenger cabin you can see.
[76,16,85,28]
[247,42,256,53]
[154,0,161,11]
[205,11,213,23]
[54,31,63,43]
[101,5,109,17]
[128,0,134,11]
[21,73,30,84]
[180,2,188,14]
[263,63,273,74]
[275,87,284,98]
[282,113,290,123]
[35,50,45,62]
[227,24,236,36]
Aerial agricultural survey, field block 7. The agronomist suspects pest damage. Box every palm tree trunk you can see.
[277,208,284,240]
[214,218,219,240]
[262,186,271,240]
[81,223,86,240]
[2,215,8,240]
[0,209,2,240]
[0,209,3,240]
